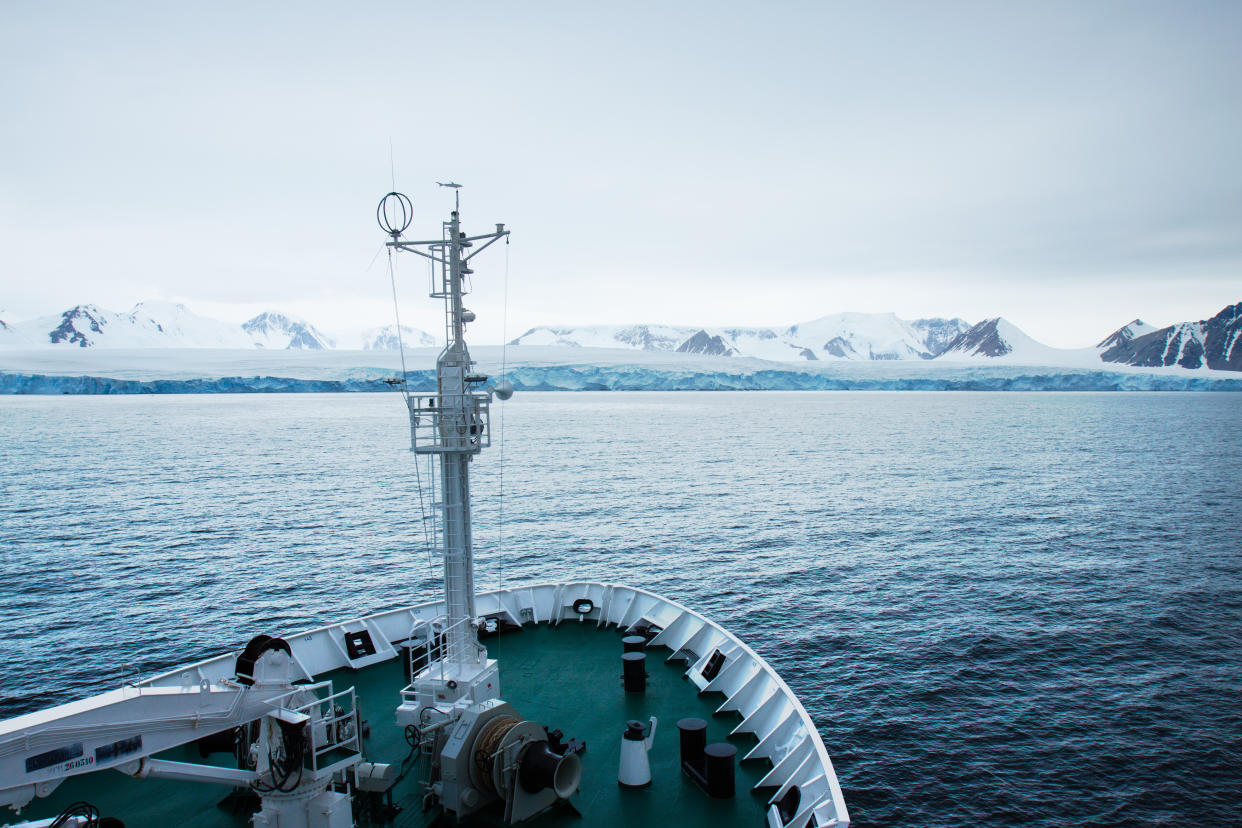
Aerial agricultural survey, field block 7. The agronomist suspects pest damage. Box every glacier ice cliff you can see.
[3,366,1239,394]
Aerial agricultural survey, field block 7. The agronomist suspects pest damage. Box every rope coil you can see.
[472,715,521,795]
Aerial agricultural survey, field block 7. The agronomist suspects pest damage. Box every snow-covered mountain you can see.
[0,314,33,347]
[45,305,114,347]
[785,313,970,360]
[937,318,1024,358]
[509,324,692,351]
[911,317,974,356]
[356,324,438,350]
[1096,319,1157,351]
[5,300,1238,370]
[509,314,971,361]
[126,301,256,347]
[676,331,738,356]
[1100,302,1242,371]
[14,302,254,348]
[0,301,443,352]
[934,317,1103,366]
[242,311,333,350]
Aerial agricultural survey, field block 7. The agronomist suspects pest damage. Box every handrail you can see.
[261,681,361,772]
[405,392,492,454]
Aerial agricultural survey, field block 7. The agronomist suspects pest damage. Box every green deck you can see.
[16,623,772,826]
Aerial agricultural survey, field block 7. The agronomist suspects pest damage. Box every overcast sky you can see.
[2,1,1239,347]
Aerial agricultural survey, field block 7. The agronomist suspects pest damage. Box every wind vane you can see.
[438,180,462,209]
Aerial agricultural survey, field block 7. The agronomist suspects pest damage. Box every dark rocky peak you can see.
[1100,302,1241,371]
[822,336,858,358]
[49,304,109,347]
[675,330,736,356]
[940,318,1012,357]
[1096,319,1152,350]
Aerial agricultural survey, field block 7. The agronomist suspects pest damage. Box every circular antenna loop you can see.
[378,191,413,237]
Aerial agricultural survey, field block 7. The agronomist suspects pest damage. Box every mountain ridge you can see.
[242,311,334,350]
[1101,303,1242,371]
[3,300,1240,372]
[1097,319,1156,350]
[509,314,973,362]
[1,303,437,352]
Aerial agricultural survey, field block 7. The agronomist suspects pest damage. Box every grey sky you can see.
[2,1,1239,347]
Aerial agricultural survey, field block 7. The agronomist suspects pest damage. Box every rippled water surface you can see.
[2,391,1240,826]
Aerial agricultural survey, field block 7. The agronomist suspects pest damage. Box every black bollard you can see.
[622,635,647,653]
[621,651,648,693]
[677,717,707,769]
[704,742,737,798]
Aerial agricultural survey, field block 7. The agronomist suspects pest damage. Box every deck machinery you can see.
[0,631,362,827]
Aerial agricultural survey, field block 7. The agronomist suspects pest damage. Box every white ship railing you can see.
[395,614,486,709]
[93,583,848,828]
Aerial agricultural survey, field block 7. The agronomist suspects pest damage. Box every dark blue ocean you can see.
[2,391,1240,826]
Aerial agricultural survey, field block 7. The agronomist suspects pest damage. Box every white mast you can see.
[435,203,480,668]
[380,187,509,710]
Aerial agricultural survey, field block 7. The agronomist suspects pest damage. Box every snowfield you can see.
[508,313,971,361]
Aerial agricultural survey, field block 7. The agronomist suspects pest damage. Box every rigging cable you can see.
[387,247,410,406]
[497,234,511,607]
[419,453,436,570]
[384,201,435,570]
[364,243,385,275]
[502,236,511,382]
[389,246,434,569]
[412,441,434,570]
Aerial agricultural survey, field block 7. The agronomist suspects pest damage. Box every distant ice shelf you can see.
[1,347,1239,393]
